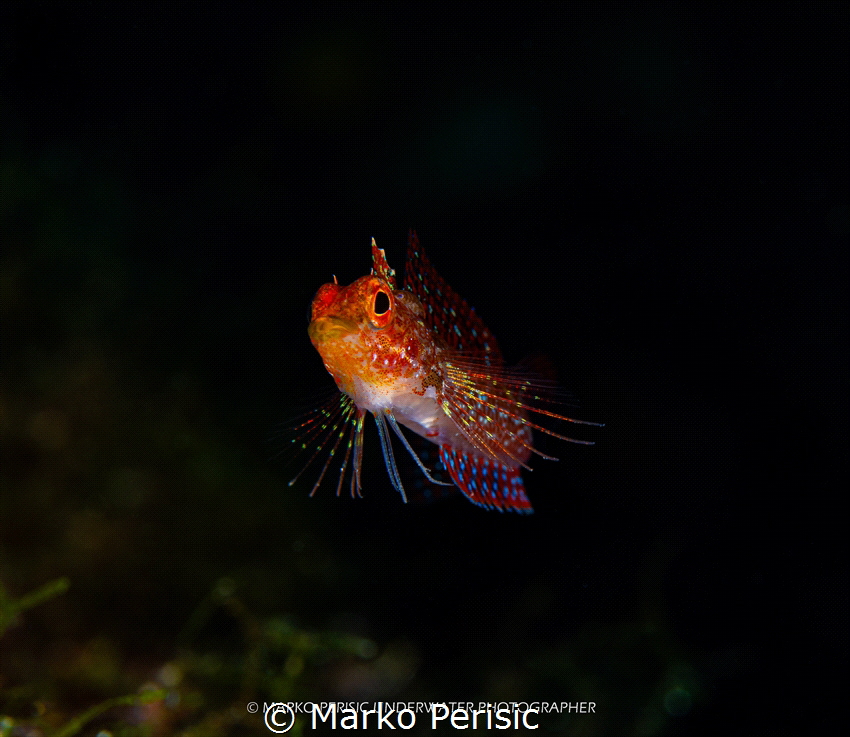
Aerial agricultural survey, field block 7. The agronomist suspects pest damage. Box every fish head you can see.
[308,273,401,395]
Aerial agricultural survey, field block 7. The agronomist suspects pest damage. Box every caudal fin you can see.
[439,446,533,514]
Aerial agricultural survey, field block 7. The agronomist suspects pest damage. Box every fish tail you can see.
[439,446,533,514]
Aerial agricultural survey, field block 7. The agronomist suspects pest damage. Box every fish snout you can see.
[308,316,358,346]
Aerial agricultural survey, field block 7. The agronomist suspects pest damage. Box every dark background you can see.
[1,4,846,735]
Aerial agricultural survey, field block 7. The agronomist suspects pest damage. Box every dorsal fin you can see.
[403,230,501,362]
[370,237,396,289]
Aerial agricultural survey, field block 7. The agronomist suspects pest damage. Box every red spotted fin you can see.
[440,446,533,513]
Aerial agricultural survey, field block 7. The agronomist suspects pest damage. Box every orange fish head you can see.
[308,274,398,393]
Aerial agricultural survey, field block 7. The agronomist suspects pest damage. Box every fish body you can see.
[295,231,598,513]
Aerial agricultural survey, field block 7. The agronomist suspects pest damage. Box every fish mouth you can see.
[308,316,358,344]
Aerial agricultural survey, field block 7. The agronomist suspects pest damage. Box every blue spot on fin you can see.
[439,446,533,514]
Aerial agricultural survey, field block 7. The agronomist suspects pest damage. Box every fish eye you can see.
[368,287,394,329]
[373,290,391,316]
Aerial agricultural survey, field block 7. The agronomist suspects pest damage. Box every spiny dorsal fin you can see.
[370,237,396,289]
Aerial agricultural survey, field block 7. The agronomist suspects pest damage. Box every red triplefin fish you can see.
[291,231,601,513]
